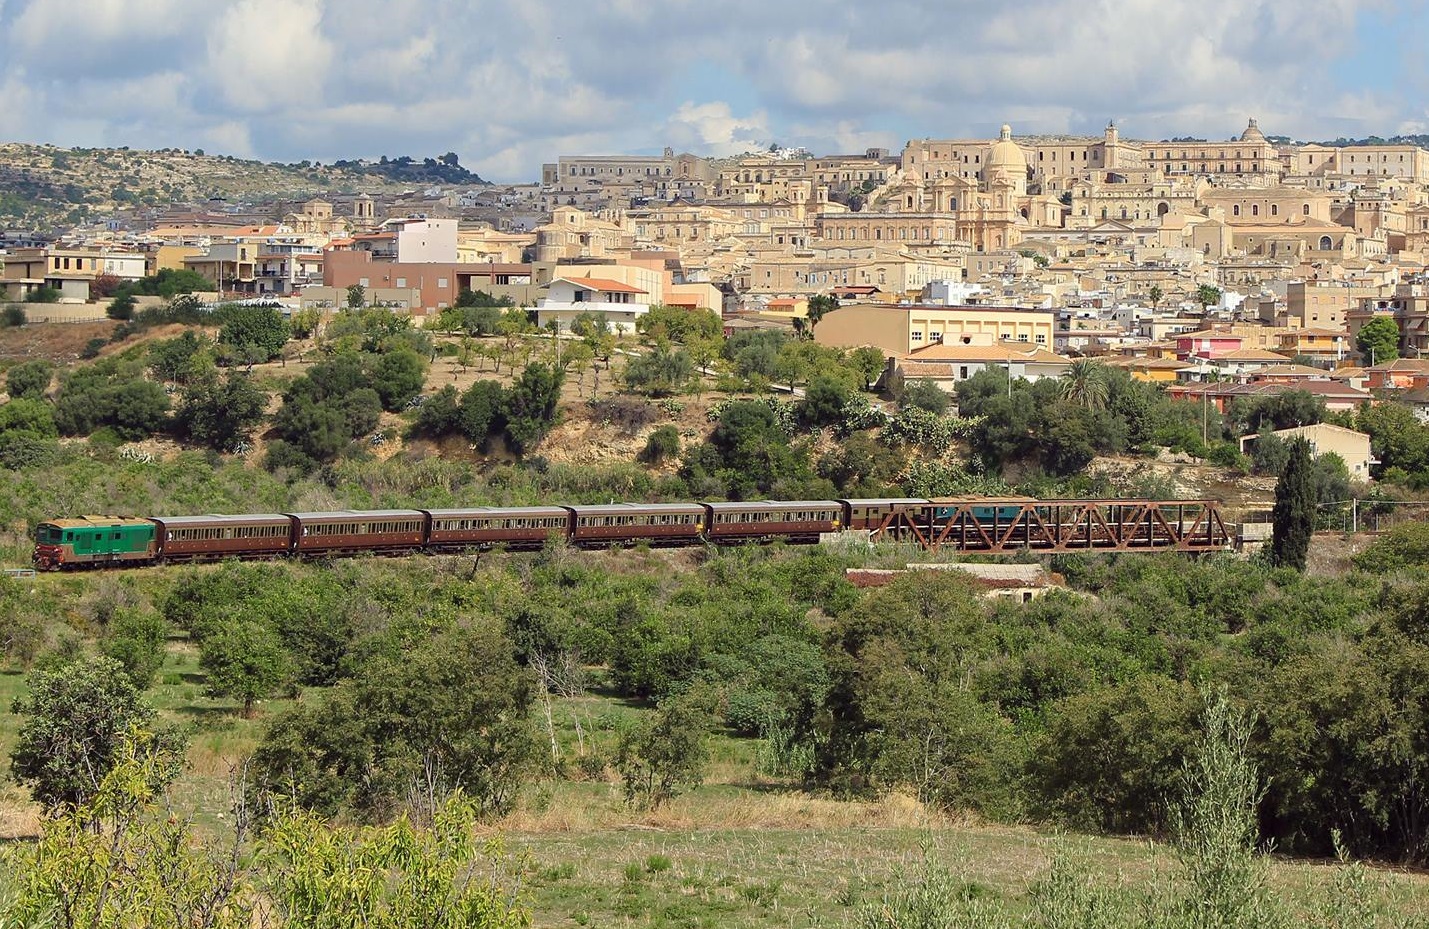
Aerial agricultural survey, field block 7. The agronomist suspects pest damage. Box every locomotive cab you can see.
[32,517,158,571]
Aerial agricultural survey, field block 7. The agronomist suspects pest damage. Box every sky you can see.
[0,0,1426,183]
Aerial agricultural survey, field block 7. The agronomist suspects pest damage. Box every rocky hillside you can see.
[0,143,480,230]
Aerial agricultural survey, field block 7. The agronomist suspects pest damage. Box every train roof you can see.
[424,506,570,518]
[567,503,705,516]
[43,516,153,529]
[285,509,426,521]
[837,498,930,507]
[705,500,844,511]
[151,514,291,526]
[927,496,1038,504]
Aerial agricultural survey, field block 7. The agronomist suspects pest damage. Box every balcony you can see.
[534,300,651,334]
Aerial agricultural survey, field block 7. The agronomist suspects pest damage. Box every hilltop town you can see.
[3,119,1427,411]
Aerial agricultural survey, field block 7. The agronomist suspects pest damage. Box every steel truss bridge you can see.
[866,499,1232,555]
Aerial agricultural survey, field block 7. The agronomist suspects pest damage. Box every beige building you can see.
[541,149,715,209]
[1144,119,1281,183]
[814,303,1055,356]
[534,207,633,261]
[1273,281,1384,330]
[1243,423,1374,480]
[2,246,147,300]
[901,121,1141,189]
[1289,144,1429,183]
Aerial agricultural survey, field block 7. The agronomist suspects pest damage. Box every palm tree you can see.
[805,294,839,334]
[1061,358,1110,409]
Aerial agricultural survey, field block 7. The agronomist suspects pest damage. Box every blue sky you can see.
[0,0,1425,182]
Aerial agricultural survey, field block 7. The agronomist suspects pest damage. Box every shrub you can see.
[6,359,54,400]
[106,292,136,321]
[615,696,713,809]
[1352,522,1429,573]
[899,378,952,415]
[216,305,289,362]
[2,304,26,327]
[640,425,681,464]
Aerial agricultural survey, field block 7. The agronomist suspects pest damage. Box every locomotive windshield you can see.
[35,524,62,543]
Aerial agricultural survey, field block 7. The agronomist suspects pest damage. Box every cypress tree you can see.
[1269,437,1315,570]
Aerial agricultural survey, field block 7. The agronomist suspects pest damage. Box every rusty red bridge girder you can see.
[866,498,1232,554]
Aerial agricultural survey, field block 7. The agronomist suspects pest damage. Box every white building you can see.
[390,217,458,263]
[535,276,652,333]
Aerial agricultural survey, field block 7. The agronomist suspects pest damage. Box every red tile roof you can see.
[554,276,647,294]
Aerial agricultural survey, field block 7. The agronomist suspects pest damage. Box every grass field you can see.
[3,582,1428,927]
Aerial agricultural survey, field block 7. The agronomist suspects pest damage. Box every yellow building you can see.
[814,303,1055,356]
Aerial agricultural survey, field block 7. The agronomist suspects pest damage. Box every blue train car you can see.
[929,497,1036,524]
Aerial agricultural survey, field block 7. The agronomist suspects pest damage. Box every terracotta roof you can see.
[903,342,1071,364]
[1251,364,1331,377]
[1368,358,1429,372]
[552,276,647,294]
[1104,357,1193,370]
[1282,327,1348,338]
[1216,348,1295,362]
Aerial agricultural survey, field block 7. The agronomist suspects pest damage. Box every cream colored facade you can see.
[1289,144,1429,182]
[1275,281,1384,330]
[1145,119,1281,183]
[901,122,1141,189]
[1247,423,1374,480]
[739,254,964,298]
[456,227,534,264]
[814,303,1055,356]
[625,203,749,247]
[541,150,715,209]
[534,207,633,261]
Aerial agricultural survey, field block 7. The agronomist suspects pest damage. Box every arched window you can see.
[1252,205,1259,216]
[1303,204,1311,216]
[1319,235,1333,250]
[1233,205,1241,216]
[1271,204,1278,216]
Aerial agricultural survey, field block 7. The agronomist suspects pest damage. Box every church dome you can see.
[1240,118,1266,143]
[985,124,1026,177]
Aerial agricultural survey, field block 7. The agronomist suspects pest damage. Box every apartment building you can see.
[814,303,1055,356]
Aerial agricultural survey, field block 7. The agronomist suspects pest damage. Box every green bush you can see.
[639,424,681,464]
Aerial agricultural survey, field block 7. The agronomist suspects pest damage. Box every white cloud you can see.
[0,0,1413,181]
[663,101,769,156]
[205,0,332,112]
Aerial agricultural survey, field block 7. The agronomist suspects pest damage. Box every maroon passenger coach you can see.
[704,501,842,542]
[289,510,426,557]
[423,506,571,551]
[149,514,293,563]
[567,503,705,546]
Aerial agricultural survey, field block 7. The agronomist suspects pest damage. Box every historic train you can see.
[31,496,1230,571]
